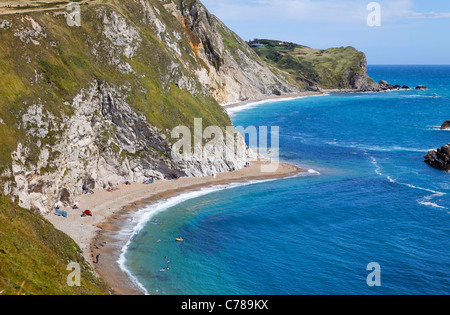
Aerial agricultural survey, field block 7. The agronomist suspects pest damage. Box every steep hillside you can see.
[174,1,300,103]
[0,0,298,214]
[0,196,109,295]
[248,39,380,91]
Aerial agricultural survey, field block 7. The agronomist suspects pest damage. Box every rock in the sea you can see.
[424,144,450,172]
[416,85,427,90]
[441,121,450,130]
[378,80,394,90]
[401,85,410,89]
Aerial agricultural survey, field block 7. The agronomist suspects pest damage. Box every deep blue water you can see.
[122,65,450,295]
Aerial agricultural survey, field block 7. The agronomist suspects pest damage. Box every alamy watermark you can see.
[367,2,381,27]
[66,3,81,27]
[66,262,81,287]
[366,262,381,287]
[170,119,280,173]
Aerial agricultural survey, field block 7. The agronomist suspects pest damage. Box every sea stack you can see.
[424,144,450,172]
[378,80,394,90]
[440,121,450,130]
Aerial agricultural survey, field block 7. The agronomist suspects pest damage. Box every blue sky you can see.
[201,0,450,64]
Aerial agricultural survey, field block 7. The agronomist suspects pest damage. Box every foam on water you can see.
[118,176,306,294]
[328,141,432,153]
[225,94,326,117]
[367,153,447,210]
[124,66,450,295]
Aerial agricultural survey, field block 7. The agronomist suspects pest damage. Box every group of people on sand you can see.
[143,178,154,185]
[54,204,92,218]
[164,175,179,180]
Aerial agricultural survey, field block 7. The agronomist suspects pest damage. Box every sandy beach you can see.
[222,91,324,110]
[45,160,302,295]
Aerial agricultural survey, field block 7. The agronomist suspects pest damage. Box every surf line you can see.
[366,153,447,209]
[117,176,295,295]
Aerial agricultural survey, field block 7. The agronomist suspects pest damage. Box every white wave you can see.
[400,94,442,99]
[428,126,450,131]
[289,168,321,178]
[307,169,321,175]
[367,153,447,210]
[225,94,326,116]
[117,176,292,295]
[417,201,446,209]
[328,141,430,153]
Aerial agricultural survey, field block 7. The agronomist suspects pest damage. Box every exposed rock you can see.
[378,80,394,91]
[179,0,298,104]
[377,81,415,91]
[441,121,450,130]
[416,85,427,90]
[424,144,450,172]
[57,188,72,206]
[9,80,249,214]
[272,89,282,96]
[348,54,381,92]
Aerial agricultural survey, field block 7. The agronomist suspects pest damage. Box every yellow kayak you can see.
[176,237,183,242]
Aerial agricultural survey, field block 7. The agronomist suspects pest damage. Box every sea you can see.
[119,65,450,295]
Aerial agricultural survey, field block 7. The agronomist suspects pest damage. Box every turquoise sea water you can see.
[121,66,450,295]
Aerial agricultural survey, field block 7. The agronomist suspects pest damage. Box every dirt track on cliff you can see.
[0,0,92,16]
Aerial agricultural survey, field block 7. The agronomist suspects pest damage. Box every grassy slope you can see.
[0,0,232,172]
[0,1,234,294]
[0,197,110,295]
[248,39,367,90]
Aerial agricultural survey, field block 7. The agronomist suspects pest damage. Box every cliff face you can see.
[176,1,299,104]
[0,1,379,215]
[0,0,287,214]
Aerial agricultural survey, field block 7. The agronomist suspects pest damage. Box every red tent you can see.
[83,210,92,216]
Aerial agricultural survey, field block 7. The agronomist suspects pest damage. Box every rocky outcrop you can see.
[424,144,450,172]
[377,80,412,91]
[416,85,427,90]
[9,80,249,214]
[441,121,450,130]
[347,54,380,92]
[177,0,299,104]
[378,80,394,91]
[1,0,266,214]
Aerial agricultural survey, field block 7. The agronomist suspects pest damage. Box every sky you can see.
[201,0,450,64]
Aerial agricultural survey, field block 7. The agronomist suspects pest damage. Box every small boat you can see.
[176,237,183,242]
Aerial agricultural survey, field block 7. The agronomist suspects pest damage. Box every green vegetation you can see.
[0,0,232,173]
[248,39,368,90]
[0,1,237,294]
[0,197,110,295]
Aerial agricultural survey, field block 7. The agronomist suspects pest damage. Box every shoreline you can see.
[46,160,303,295]
[221,91,324,110]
